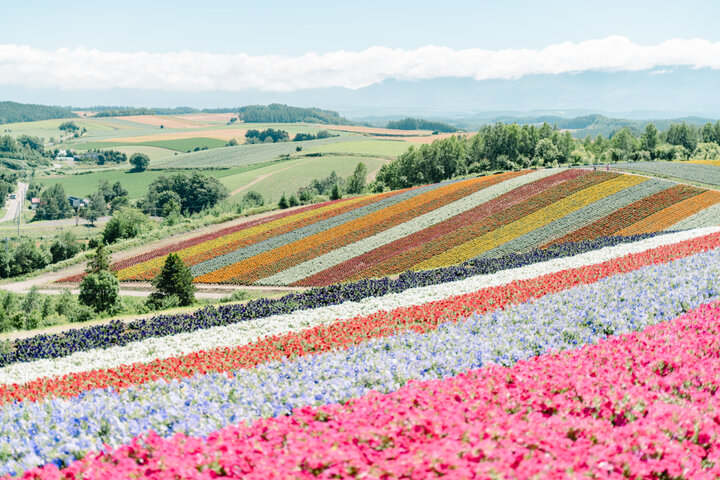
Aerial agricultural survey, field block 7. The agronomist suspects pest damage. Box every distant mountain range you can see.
[5,66,717,119]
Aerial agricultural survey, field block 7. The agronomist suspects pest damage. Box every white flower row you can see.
[1,225,718,386]
[256,169,559,285]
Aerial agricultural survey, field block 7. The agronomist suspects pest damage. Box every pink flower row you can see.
[16,301,720,479]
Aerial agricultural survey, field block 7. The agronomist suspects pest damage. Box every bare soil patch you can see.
[102,128,248,143]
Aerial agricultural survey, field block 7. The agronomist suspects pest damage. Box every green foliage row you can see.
[386,118,458,133]
[0,233,84,279]
[0,101,75,125]
[245,128,289,144]
[237,104,352,125]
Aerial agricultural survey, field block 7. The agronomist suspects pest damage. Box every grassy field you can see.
[153,136,356,168]
[73,137,229,152]
[108,145,176,161]
[304,139,410,157]
[225,155,391,202]
[35,167,248,199]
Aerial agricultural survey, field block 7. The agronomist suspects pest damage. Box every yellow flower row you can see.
[414,174,645,270]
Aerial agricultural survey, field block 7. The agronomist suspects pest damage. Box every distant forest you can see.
[386,118,459,133]
[236,104,353,125]
[372,120,720,191]
[0,101,76,125]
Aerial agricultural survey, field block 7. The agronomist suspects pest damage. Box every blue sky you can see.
[3,0,719,55]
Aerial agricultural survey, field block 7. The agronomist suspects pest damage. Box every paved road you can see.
[0,182,28,223]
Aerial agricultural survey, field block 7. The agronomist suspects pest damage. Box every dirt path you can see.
[0,182,27,224]
[230,158,311,197]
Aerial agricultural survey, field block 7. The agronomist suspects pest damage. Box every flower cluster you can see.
[9,298,720,478]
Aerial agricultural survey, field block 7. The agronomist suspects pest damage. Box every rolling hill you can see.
[75,167,720,287]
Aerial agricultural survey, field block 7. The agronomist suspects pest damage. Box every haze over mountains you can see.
[3,67,719,122]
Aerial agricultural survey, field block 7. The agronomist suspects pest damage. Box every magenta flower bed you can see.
[16,301,720,479]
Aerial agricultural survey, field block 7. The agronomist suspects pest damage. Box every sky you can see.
[1,0,719,110]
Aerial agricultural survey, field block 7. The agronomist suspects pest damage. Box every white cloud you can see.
[0,36,719,92]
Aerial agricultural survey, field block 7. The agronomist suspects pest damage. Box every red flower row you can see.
[17,300,720,479]
[2,231,719,405]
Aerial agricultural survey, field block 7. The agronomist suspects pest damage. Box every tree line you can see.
[0,101,75,125]
[237,104,352,124]
[386,118,458,133]
[372,121,720,190]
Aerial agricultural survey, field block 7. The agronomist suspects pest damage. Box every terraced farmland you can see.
[92,168,720,286]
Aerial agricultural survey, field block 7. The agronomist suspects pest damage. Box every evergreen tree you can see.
[330,184,342,200]
[345,162,368,194]
[278,193,289,209]
[36,183,73,220]
[147,253,195,309]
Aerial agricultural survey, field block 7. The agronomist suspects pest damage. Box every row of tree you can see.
[237,104,352,124]
[245,128,289,143]
[372,121,720,190]
[386,118,458,133]
[0,101,75,125]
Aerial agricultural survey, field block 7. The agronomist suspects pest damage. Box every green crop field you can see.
[304,139,410,157]
[153,136,357,168]
[73,137,228,152]
[35,167,247,200]
[226,155,391,203]
[108,145,176,161]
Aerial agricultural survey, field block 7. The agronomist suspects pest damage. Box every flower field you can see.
[103,167,720,287]
[3,226,720,477]
[612,161,720,186]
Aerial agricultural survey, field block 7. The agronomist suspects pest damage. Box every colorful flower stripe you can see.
[187,180,453,280]
[549,184,705,246]
[240,172,521,285]
[299,169,587,286]
[476,177,669,259]
[7,291,720,478]
[348,170,617,280]
[0,230,693,390]
[667,201,720,231]
[2,228,718,407]
[415,174,644,269]
[256,171,552,286]
[616,189,720,236]
[194,173,515,284]
[62,200,356,283]
[117,192,393,281]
